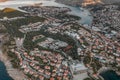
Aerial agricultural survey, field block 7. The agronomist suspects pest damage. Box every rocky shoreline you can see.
[0,33,27,80]
[0,48,26,80]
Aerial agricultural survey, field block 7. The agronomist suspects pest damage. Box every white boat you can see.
[79,7,84,11]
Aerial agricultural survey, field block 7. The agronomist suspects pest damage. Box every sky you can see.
[0,0,46,9]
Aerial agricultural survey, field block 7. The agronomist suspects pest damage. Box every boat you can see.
[79,7,84,11]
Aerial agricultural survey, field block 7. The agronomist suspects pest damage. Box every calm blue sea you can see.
[0,61,13,80]
[100,70,120,80]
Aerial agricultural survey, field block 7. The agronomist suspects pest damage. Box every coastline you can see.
[116,71,120,76]
[0,1,93,80]
[0,49,26,80]
[100,70,120,80]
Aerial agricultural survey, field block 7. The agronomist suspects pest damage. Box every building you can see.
[70,60,87,75]
[69,60,88,80]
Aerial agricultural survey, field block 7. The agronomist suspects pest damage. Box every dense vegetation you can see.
[1,16,46,37]
[7,51,20,68]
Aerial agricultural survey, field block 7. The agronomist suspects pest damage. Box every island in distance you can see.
[0,0,120,80]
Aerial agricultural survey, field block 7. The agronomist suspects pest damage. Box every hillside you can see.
[2,8,16,13]
[0,8,25,18]
[55,0,120,6]
[55,0,83,6]
[102,0,120,4]
[0,0,7,2]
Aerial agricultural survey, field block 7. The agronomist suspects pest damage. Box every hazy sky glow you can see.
[0,1,38,5]
[0,0,47,9]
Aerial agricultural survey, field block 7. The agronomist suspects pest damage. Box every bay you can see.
[100,70,120,80]
[0,0,93,25]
